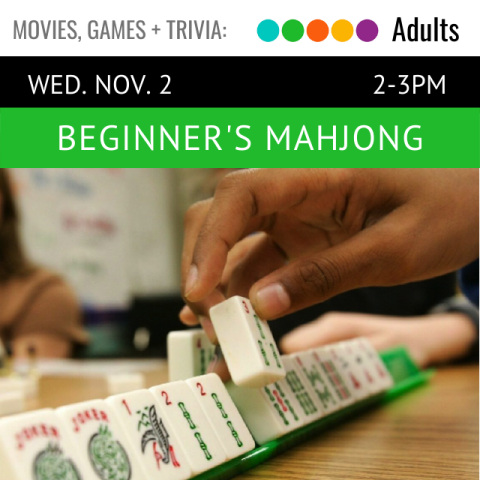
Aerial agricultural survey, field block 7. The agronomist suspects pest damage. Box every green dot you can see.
[282,19,304,42]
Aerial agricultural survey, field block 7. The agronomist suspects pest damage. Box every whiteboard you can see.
[10,168,179,309]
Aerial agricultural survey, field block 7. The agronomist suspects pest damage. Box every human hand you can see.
[280,311,478,368]
[179,232,286,342]
[181,168,479,323]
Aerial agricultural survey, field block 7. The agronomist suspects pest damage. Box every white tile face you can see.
[289,352,341,414]
[0,377,29,396]
[56,399,144,480]
[227,382,292,445]
[342,341,382,395]
[327,344,370,400]
[281,356,323,423]
[0,409,86,480]
[106,390,191,480]
[168,330,215,382]
[185,374,255,459]
[0,391,26,417]
[210,296,285,388]
[268,378,306,431]
[150,381,226,475]
[226,359,312,445]
[311,348,355,408]
[356,338,394,391]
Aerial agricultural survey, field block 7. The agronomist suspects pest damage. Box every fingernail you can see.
[185,264,199,298]
[254,283,291,318]
[207,346,223,374]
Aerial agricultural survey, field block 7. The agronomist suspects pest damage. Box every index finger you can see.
[183,168,316,302]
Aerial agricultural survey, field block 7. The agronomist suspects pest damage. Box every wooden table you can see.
[28,363,479,480]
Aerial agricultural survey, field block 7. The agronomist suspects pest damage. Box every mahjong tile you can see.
[311,347,355,407]
[0,409,87,480]
[210,296,285,388]
[289,351,341,414]
[185,374,255,459]
[150,381,226,475]
[0,390,26,417]
[327,344,370,400]
[341,341,382,394]
[106,389,191,480]
[56,399,144,480]
[226,372,307,445]
[168,330,215,382]
[281,355,324,423]
[356,338,394,391]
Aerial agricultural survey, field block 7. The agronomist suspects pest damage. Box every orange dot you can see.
[307,19,329,42]
[331,19,354,42]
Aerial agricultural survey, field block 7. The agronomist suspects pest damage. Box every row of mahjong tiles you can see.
[0,347,392,479]
[0,295,393,479]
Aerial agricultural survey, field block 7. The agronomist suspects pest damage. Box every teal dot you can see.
[282,19,304,42]
[257,19,279,42]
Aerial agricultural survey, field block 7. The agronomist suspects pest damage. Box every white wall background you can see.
[10,168,179,308]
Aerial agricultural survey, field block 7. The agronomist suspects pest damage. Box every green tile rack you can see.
[193,346,434,480]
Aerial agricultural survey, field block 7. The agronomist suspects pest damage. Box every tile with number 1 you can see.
[106,389,192,480]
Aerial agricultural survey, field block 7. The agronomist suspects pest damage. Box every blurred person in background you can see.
[0,169,88,359]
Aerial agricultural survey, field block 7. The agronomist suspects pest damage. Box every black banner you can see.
[0,56,478,107]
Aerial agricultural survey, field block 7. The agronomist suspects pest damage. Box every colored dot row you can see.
[258,19,379,43]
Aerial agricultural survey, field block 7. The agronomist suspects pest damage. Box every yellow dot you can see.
[331,19,354,42]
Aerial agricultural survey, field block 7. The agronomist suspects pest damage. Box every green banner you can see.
[0,108,478,166]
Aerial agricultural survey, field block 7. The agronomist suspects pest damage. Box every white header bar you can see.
[0,0,478,56]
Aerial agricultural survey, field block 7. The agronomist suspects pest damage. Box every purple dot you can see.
[356,19,378,42]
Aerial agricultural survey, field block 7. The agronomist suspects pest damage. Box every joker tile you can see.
[56,399,144,480]
[0,409,87,480]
